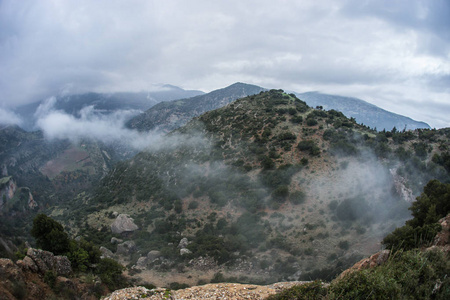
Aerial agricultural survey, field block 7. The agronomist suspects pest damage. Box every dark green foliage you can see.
[267,281,327,300]
[44,270,57,289]
[31,214,70,255]
[290,115,303,124]
[432,152,450,172]
[290,190,306,205]
[330,250,450,300]
[297,140,320,156]
[383,180,450,250]
[96,258,127,290]
[338,240,349,250]
[272,185,289,202]
[306,118,318,126]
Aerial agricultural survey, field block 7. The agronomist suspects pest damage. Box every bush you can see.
[297,140,320,156]
[383,180,450,250]
[96,258,128,290]
[31,214,70,255]
[290,191,306,205]
[267,281,327,300]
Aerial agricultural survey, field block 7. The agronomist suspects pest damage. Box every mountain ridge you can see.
[297,91,430,131]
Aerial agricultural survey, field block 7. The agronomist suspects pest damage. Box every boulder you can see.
[111,214,138,234]
[180,248,192,256]
[26,248,72,275]
[111,237,123,244]
[147,250,162,261]
[178,237,189,249]
[17,256,38,273]
[116,241,137,255]
[135,257,148,270]
[99,246,114,259]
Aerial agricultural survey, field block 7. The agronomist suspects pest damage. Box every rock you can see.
[111,214,139,234]
[100,246,114,259]
[0,258,24,283]
[116,241,137,255]
[188,256,217,271]
[17,256,38,272]
[147,250,162,261]
[178,237,189,249]
[26,248,72,275]
[111,237,123,244]
[338,250,390,279]
[134,257,148,270]
[180,248,192,256]
[54,256,72,276]
[112,211,119,218]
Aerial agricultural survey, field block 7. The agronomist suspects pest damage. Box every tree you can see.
[31,214,70,255]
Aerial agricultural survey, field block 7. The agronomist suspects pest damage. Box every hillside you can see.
[54,90,449,286]
[126,82,266,132]
[297,92,430,131]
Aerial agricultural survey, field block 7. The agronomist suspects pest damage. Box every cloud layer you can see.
[1,0,449,128]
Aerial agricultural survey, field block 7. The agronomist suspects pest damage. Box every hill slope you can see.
[297,92,430,131]
[58,90,449,286]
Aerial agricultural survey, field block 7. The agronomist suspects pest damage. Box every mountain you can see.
[126,82,266,132]
[54,90,449,286]
[296,92,431,131]
[15,85,204,130]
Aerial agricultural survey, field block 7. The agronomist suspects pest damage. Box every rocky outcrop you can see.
[0,249,74,299]
[427,213,450,254]
[17,248,72,276]
[116,241,137,255]
[337,250,390,280]
[103,282,308,300]
[100,246,115,259]
[111,214,139,234]
[390,168,415,203]
[0,176,16,210]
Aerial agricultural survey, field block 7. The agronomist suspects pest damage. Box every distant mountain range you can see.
[14,85,204,130]
[296,92,430,131]
[126,82,266,132]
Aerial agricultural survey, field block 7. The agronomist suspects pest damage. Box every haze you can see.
[0,0,449,128]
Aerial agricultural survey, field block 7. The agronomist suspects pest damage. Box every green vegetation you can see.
[383,180,450,251]
[31,214,129,290]
[269,179,450,299]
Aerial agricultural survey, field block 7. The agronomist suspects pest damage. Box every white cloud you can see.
[0,0,449,128]
[0,108,22,126]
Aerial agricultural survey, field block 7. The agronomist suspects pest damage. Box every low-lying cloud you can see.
[35,97,162,151]
[0,108,22,126]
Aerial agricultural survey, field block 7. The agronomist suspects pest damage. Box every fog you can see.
[34,96,164,151]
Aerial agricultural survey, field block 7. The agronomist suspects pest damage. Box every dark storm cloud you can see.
[0,0,449,128]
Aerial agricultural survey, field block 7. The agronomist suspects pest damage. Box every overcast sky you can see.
[0,0,449,128]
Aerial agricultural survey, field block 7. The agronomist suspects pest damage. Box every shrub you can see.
[297,140,320,156]
[31,214,70,255]
[267,281,327,300]
[290,191,306,205]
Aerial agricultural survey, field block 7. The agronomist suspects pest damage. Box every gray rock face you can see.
[116,241,137,255]
[111,214,139,234]
[24,248,72,275]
